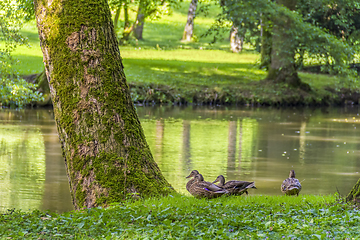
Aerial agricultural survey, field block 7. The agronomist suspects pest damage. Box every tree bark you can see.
[133,0,146,40]
[113,5,121,32]
[182,0,198,41]
[230,24,243,53]
[34,0,173,209]
[260,15,271,69]
[347,179,360,203]
[120,1,132,43]
[267,0,301,87]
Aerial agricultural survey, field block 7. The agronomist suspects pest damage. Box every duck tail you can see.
[247,182,257,189]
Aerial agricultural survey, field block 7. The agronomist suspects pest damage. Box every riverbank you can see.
[11,1,360,107]
[1,194,359,239]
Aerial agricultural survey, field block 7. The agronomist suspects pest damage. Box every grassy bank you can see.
[1,194,359,239]
[10,1,360,106]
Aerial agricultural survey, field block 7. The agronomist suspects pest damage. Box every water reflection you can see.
[1,106,360,213]
[138,106,360,197]
[0,125,45,211]
[0,110,73,213]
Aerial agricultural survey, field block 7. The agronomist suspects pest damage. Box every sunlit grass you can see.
[2,1,359,106]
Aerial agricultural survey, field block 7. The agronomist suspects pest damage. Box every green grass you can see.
[1,194,360,239]
[5,1,360,106]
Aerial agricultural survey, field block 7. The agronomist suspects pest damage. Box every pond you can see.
[1,106,360,213]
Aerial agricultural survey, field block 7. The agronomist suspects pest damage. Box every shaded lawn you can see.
[1,194,360,239]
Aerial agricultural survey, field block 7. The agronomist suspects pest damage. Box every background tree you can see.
[111,0,131,37]
[182,0,198,41]
[267,0,300,87]
[34,0,174,209]
[215,0,357,88]
[109,0,177,43]
[133,0,147,40]
[229,23,244,53]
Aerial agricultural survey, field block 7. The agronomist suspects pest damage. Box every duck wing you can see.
[224,180,256,190]
[200,181,227,192]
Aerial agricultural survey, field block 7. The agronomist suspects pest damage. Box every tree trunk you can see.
[230,24,243,53]
[260,15,271,69]
[133,0,146,40]
[113,5,121,32]
[347,179,360,203]
[120,1,132,43]
[34,0,173,210]
[182,0,198,41]
[267,0,301,87]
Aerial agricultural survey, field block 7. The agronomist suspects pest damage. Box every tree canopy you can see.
[215,0,359,83]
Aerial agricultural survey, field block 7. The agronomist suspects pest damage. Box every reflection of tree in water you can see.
[141,118,258,193]
[182,120,191,172]
[299,121,307,165]
[226,121,237,180]
[142,119,185,192]
[0,126,45,212]
[238,118,259,174]
[190,120,228,182]
[160,120,183,191]
[155,120,165,165]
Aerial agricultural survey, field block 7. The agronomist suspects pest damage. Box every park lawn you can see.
[8,1,360,106]
[1,194,360,239]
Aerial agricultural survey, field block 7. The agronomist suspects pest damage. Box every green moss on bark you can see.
[35,0,173,209]
[347,178,360,202]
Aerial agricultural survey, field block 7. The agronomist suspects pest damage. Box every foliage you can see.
[10,2,360,106]
[216,0,359,76]
[298,0,360,46]
[0,0,43,107]
[108,0,180,41]
[1,194,360,239]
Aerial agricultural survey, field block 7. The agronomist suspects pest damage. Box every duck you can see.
[185,170,200,192]
[187,173,228,199]
[212,175,256,196]
[281,170,302,196]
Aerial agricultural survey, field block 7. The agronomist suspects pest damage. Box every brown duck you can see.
[281,170,302,196]
[187,173,228,199]
[185,170,200,192]
[213,175,256,195]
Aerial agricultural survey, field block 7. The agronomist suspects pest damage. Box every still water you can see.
[1,106,360,213]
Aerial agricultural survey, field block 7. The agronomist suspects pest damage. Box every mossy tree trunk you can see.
[267,0,301,87]
[133,0,146,40]
[34,0,173,210]
[182,0,198,41]
[347,179,360,203]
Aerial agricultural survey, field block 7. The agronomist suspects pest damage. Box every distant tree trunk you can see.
[120,1,132,43]
[182,0,198,41]
[267,0,302,87]
[347,179,360,203]
[113,6,121,32]
[133,0,146,40]
[230,24,243,53]
[34,0,173,209]
[260,15,271,69]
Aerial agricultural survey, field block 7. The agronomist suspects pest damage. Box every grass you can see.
[5,1,360,106]
[1,194,360,239]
